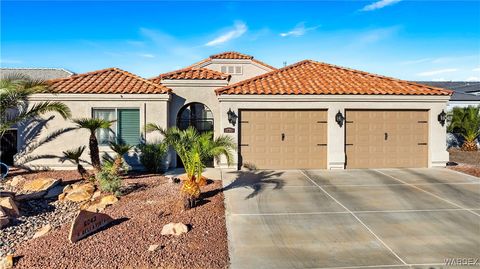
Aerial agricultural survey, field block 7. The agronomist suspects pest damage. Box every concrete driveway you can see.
[221,168,480,269]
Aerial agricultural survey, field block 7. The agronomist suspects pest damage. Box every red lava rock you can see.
[12,174,229,269]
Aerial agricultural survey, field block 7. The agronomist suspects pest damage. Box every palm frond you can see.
[60,146,86,164]
[73,118,114,131]
[109,141,133,156]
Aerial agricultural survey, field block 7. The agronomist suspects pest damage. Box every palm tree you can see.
[109,141,132,175]
[60,146,92,181]
[448,106,480,151]
[0,74,71,137]
[146,124,235,209]
[73,118,113,171]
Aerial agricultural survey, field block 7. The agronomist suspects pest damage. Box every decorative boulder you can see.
[80,194,118,212]
[0,254,13,269]
[63,183,96,203]
[161,222,189,236]
[0,208,9,229]
[0,197,20,217]
[33,224,52,239]
[22,178,60,192]
[8,175,25,187]
[44,185,65,199]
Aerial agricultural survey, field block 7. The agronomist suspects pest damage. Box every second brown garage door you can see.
[345,110,428,169]
[240,110,327,169]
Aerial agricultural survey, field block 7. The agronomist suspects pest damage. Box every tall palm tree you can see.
[146,124,235,209]
[448,106,480,151]
[73,118,113,171]
[60,146,92,181]
[0,74,71,137]
[109,141,132,175]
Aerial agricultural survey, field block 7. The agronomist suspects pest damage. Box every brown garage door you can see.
[345,110,428,169]
[240,110,327,169]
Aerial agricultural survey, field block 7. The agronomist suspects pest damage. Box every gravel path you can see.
[12,176,229,269]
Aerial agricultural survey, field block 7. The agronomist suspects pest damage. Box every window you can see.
[93,108,140,146]
[220,65,242,75]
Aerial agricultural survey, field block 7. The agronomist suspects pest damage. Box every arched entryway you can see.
[176,102,214,133]
[175,102,214,167]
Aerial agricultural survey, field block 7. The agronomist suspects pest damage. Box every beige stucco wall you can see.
[217,95,451,170]
[198,59,273,84]
[18,93,169,170]
[161,80,228,167]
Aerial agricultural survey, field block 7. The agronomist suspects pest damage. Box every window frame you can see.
[91,107,140,146]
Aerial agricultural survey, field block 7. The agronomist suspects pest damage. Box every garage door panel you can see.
[346,110,428,169]
[240,110,327,169]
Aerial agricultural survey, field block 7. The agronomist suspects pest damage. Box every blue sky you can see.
[1,0,479,81]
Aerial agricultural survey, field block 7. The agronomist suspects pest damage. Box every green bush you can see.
[137,141,168,173]
[97,166,122,196]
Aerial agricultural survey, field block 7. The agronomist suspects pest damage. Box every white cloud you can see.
[280,22,320,37]
[400,58,432,65]
[205,21,247,46]
[417,68,458,77]
[138,53,155,58]
[357,26,400,44]
[360,0,402,11]
[473,67,480,72]
[466,76,480,81]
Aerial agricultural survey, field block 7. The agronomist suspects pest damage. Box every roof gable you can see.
[48,68,171,94]
[216,60,452,96]
[188,51,276,71]
[210,51,253,59]
[149,67,230,83]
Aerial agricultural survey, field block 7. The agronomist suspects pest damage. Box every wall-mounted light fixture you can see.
[335,110,345,127]
[438,110,446,126]
[227,108,238,126]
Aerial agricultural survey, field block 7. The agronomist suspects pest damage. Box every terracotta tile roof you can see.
[187,51,277,70]
[216,60,453,96]
[149,67,230,83]
[47,68,171,94]
[210,51,253,59]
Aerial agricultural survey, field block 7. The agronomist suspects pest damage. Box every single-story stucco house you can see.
[415,81,480,110]
[0,68,75,166]
[14,51,452,170]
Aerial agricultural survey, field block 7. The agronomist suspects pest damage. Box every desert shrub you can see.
[97,166,122,196]
[137,141,168,173]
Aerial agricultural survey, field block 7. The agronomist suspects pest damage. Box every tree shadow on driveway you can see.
[222,170,285,199]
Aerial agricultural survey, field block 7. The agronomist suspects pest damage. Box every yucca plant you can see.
[0,74,71,137]
[146,124,235,209]
[73,118,113,171]
[448,106,480,151]
[109,141,132,175]
[60,146,92,181]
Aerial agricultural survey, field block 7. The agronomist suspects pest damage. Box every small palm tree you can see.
[109,141,132,175]
[147,124,235,209]
[60,146,92,181]
[448,106,480,151]
[0,74,71,137]
[73,118,113,171]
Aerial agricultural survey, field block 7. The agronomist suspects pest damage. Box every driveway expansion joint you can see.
[299,170,409,266]
[374,169,480,218]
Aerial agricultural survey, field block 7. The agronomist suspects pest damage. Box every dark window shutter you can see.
[118,109,140,145]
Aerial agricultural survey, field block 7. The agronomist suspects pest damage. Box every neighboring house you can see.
[415,81,480,110]
[19,52,452,170]
[0,67,74,80]
[0,67,74,165]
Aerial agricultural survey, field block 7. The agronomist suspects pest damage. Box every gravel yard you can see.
[448,148,480,177]
[1,170,229,269]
